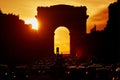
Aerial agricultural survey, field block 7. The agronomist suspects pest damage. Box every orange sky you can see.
[54,26,70,54]
[0,0,116,33]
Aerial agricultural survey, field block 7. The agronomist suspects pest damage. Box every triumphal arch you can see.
[36,4,88,57]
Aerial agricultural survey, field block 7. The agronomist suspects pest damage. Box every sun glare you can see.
[25,18,38,30]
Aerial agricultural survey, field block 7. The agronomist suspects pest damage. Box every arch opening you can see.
[54,26,70,55]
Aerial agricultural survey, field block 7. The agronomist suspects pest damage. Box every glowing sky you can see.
[0,0,116,33]
[54,26,70,54]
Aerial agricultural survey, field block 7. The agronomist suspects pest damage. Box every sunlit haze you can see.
[25,18,38,30]
[54,27,70,54]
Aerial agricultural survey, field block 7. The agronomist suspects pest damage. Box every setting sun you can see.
[25,18,38,30]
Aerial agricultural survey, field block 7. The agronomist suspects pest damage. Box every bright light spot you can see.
[25,18,38,30]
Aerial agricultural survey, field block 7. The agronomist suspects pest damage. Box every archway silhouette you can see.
[36,4,88,57]
[54,26,70,55]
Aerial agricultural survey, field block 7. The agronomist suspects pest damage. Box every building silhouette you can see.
[36,4,88,57]
[0,10,35,64]
[0,0,119,64]
[86,0,120,63]
[104,0,120,62]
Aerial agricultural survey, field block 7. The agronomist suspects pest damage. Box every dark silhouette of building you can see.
[104,0,120,62]
[0,0,119,64]
[86,0,120,63]
[36,4,88,57]
[0,10,36,64]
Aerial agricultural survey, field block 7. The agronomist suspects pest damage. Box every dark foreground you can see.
[0,56,120,80]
